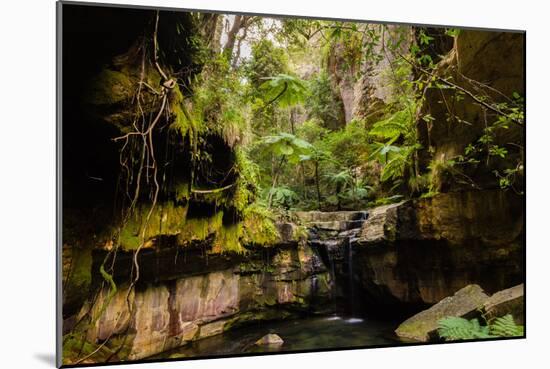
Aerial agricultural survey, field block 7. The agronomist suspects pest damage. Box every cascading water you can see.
[347,236,355,317]
[305,210,368,321]
[328,249,337,314]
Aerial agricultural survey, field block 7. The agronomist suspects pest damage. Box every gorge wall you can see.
[69,237,332,361]
[64,191,524,363]
[353,189,524,316]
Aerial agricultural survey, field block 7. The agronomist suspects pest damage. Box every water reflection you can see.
[155,315,402,360]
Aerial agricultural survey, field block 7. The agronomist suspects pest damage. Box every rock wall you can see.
[354,190,524,315]
[416,30,525,190]
[69,241,331,362]
[297,211,369,312]
[326,25,412,125]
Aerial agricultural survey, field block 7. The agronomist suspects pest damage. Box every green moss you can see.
[292,224,309,241]
[191,189,228,207]
[118,202,188,250]
[118,225,141,250]
[229,149,259,213]
[170,86,195,137]
[62,333,115,365]
[71,246,92,289]
[168,353,188,359]
[178,211,223,244]
[213,223,244,254]
[169,84,205,142]
[395,320,431,340]
[240,203,279,247]
[65,246,93,304]
[174,182,190,203]
[87,69,133,105]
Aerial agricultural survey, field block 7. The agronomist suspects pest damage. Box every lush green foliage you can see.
[170,17,524,220]
[305,72,343,129]
[437,315,524,341]
[260,74,308,107]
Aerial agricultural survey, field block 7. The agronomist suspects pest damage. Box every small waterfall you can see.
[346,237,355,317]
[326,247,338,315]
[299,210,368,319]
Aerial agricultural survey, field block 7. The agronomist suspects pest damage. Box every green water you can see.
[157,315,402,360]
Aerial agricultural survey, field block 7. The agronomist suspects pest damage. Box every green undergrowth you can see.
[437,314,524,341]
[62,333,115,365]
[240,202,279,247]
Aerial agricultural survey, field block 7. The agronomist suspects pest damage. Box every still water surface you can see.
[156,315,402,359]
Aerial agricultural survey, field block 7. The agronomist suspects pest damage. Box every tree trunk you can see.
[223,15,244,59]
[267,156,286,208]
[336,182,342,211]
[231,19,250,68]
[301,162,307,201]
[315,162,321,210]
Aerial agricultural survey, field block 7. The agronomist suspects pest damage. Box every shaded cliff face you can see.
[354,190,523,315]
[325,25,412,125]
[64,240,332,363]
[62,212,371,364]
[61,6,258,318]
[61,5,207,313]
[416,30,525,191]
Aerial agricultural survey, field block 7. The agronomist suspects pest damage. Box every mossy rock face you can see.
[117,202,189,250]
[70,236,336,362]
[62,332,118,365]
[395,284,489,342]
[87,69,133,106]
[85,53,164,131]
[104,200,300,253]
[416,30,524,191]
[63,244,93,315]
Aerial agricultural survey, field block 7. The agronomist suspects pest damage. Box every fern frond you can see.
[489,315,524,337]
[380,155,406,182]
[437,317,491,340]
[369,109,413,140]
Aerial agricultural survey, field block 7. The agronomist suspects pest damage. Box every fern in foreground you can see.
[489,314,524,337]
[437,317,491,340]
[437,314,524,341]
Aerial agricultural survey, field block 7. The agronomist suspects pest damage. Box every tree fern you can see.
[260,74,308,107]
[261,132,313,164]
[267,186,299,208]
[378,145,417,182]
[369,109,414,142]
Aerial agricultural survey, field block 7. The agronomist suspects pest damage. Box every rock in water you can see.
[395,284,489,342]
[255,333,284,346]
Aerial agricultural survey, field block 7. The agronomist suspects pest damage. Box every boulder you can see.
[255,333,284,346]
[395,284,489,342]
[276,222,302,245]
[358,202,404,245]
[483,284,524,325]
